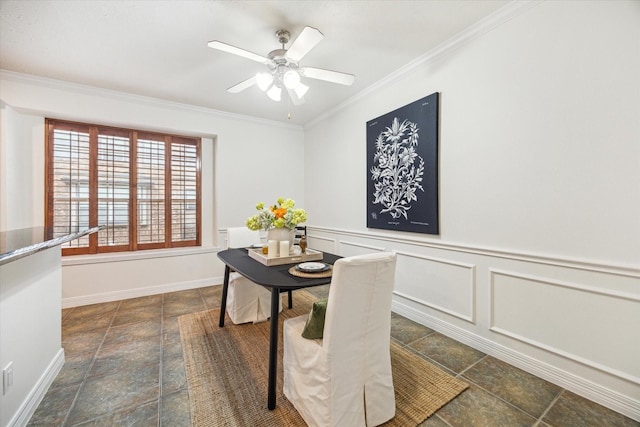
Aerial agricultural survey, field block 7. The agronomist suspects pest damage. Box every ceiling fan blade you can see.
[301,67,355,86]
[227,76,257,93]
[285,26,324,62]
[286,87,306,106]
[208,41,270,64]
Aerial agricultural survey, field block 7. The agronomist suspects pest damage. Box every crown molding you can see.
[305,0,541,129]
[0,69,302,131]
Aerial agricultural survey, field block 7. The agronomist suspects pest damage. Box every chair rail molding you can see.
[307,226,640,278]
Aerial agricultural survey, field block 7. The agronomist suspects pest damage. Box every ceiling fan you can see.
[208,27,355,105]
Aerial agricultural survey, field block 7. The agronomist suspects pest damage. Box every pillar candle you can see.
[268,240,278,258]
[279,241,289,257]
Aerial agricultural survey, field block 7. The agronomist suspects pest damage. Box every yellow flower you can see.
[246,197,307,231]
[281,198,295,209]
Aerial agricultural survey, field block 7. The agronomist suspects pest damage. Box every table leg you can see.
[218,266,230,327]
[267,287,280,410]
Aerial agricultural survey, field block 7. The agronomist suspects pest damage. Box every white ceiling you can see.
[0,0,508,126]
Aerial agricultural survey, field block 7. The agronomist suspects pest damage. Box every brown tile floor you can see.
[27,285,638,426]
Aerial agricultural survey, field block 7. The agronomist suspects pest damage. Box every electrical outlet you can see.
[3,362,13,395]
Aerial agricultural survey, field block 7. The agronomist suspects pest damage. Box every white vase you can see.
[266,228,295,253]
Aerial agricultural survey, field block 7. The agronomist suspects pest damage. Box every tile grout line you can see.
[391,328,482,427]
[391,336,461,380]
[535,388,565,426]
[457,353,488,377]
[62,300,122,426]
[459,377,541,424]
[402,331,554,425]
[158,292,166,426]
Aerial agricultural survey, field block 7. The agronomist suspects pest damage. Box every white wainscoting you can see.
[308,234,338,255]
[395,250,476,323]
[306,226,640,421]
[490,269,640,384]
[339,240,386,256]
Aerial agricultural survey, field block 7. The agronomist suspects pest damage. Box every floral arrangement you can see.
[246,198,307,231]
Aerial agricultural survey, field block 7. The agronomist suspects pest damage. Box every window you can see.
[46,119,201,255]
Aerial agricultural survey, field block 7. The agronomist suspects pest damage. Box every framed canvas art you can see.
[366,92,439,234]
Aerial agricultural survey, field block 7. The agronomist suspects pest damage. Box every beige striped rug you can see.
[178,291,468,426]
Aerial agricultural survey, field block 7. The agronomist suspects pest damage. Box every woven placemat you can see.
[288,265,333,278]
[178,290,469,426]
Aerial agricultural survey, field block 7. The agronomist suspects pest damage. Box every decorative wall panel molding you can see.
[307,233,337,254]
[394,250,476,323]
[489,268,640,384]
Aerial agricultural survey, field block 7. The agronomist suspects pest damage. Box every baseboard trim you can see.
[62,276,224,308]
[391,299,640,422]
[7,349,65,427]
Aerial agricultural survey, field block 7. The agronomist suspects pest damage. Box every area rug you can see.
[178,291,468,426]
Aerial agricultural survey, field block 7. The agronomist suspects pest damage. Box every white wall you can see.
[0,248,64,427]
[0,72,305,305]
[304,0,639,420]
[0,104,43,231]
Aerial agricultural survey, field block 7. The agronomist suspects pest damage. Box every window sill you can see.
[62,245,219,266]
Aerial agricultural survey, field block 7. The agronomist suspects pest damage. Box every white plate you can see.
[296,262,327,272]
[251,244,264,248]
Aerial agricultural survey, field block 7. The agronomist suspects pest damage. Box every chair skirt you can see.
[226,273,282,324]
[283,315,395,426]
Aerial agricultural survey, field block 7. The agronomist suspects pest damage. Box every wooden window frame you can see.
[45,119,201,255]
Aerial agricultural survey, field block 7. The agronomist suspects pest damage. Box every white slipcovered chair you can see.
[283,252,397,426]
[226,227,282,324]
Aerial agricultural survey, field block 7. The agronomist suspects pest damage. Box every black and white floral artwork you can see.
[366,92,439,234]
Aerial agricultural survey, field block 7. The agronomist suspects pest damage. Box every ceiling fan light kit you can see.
[293,83,309,98]
[267,84,282,102]
[208,26,354,106]
[283,69,301,89]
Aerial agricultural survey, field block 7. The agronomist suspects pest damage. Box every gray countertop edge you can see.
[0,226,102,266]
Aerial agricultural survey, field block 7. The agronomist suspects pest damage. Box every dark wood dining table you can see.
[217,248,341,410]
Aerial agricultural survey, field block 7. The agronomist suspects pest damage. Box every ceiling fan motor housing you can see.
[275,29,291,46]
[267,48,298,75]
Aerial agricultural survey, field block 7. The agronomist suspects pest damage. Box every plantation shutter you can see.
[96,128,132,252]
[136,134,167,249]
[48,123,93,254]
[171,138,200,245]
[46,119,201,255]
